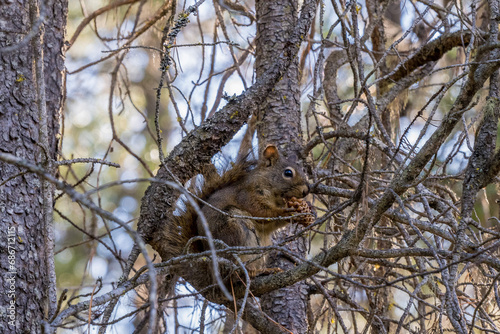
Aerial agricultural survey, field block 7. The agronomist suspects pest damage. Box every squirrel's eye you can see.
[283,168,294,178]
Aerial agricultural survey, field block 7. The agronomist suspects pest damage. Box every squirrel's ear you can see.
[262,144,279,166]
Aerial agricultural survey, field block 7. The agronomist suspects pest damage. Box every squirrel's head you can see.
[258,144,310,200]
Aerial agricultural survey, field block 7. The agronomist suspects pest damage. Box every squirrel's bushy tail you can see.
[153,159,256,262]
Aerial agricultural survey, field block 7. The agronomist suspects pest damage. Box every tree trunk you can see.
[0,1,67,333]
[255,0,309,332]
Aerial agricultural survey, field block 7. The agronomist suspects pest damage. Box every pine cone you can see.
[285,197,315,226]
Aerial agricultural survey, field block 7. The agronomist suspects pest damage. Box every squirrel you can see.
[155,144,313,285]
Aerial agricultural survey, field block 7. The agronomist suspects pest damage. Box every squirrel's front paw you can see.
[285,197,316,226]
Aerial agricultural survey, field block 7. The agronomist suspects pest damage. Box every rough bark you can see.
[366,1,393,331]
[255,0,309,332]
[0,0,67,333]
[255,0,304,159]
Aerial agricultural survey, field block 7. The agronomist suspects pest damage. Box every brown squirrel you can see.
[156,144,312,283]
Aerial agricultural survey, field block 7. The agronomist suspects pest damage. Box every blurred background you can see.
[54,0,500,332]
